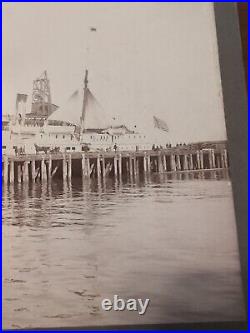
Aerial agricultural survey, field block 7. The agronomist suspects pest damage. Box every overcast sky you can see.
[3,2,227,143]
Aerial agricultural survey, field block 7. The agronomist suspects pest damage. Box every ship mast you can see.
[81,69,89,132]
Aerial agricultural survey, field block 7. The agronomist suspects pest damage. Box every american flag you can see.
[153,116,169,132]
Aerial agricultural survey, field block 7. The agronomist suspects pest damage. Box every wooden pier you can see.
[2,147,229,184]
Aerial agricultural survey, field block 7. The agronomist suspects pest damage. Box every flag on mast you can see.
[153,116,169,132]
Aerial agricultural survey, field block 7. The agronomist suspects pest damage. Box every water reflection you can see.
[2,170,231,231]
[2,169,244,329]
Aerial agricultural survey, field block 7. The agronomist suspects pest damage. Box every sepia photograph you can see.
[2,2,246,329]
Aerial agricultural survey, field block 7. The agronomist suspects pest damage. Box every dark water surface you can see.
[2,171,245,329]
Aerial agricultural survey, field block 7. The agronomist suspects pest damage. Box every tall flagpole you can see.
[81,26,97,133]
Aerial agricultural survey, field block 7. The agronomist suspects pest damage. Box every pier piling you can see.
[211,149,216,169]
[41,159,47,182]
[183,155,188,171]
[96,154,101,179]
[171,154,176,171]
[143,153,147,173]
[158,153,164,173]
[23,161,29,183]
[147,155,151,173]
[114,156,117,177]
[2,146,229,184]
[68,154,72,180]
[48,155,52,180]
[200,150,204,169]
[3,156,8,184]
[17,164,22,183]
[62,154,67,181]
[163,155,167,171]
[31,160,36,182]
[176,155,181,171]
[9,161,14,184]
[118,154,122,178]
[223,149,228,168]
[81,153,85,178]
[129,156,133,177]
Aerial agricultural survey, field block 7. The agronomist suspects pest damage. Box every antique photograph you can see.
[2,2,246,329]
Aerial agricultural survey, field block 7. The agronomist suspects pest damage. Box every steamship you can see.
[2,70,169,156]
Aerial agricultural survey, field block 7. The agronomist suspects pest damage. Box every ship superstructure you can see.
[3,69,169,155]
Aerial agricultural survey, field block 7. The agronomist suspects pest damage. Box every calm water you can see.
[2,171,245,329]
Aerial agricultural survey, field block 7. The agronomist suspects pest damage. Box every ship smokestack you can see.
[15,93,28,123]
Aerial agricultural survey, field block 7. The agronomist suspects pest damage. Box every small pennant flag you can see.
[153,116,169,132]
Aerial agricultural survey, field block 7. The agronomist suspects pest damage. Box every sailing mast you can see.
[80,69,89,132]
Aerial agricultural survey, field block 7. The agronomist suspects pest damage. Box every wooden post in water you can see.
[220,151,225,168]
[189,154,194,170]
[90,163,95,177]
[118,153,122,178]
[105,161,112,177]
[41,159,47,182]
[170,154,176,171]
[211,149,215,169]
[96,154,101,179]
[136,159,140,175]
[31,160,36,182]
[114,155,117,178]
[86,157,90,177]
[23,161,29,183]
[81,153,85,178]
[17,164,22,183]
[176,155,181,171]
[133,157,137,176]
[200,150,204,169]
[68,154,72,180]
[125,159,129,176]
[223,149,228,168]
[9,160,14,184]
[143,152,147,173]
[101,157,105,178]
[62,154,67,181]
[147,155,151,173]
[158,152,163,173]
[3,156,8,184]
[216,155,221,168]
[196,151,201,169]
[129,156,133,177]
[153,158,157,172]
[183,155,188,170]
[48,155,52,180]
[208,150,213,169]
[163,155,167,171]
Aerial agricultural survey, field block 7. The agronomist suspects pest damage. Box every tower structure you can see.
[24,70,58,126]
[31,70,53,117]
